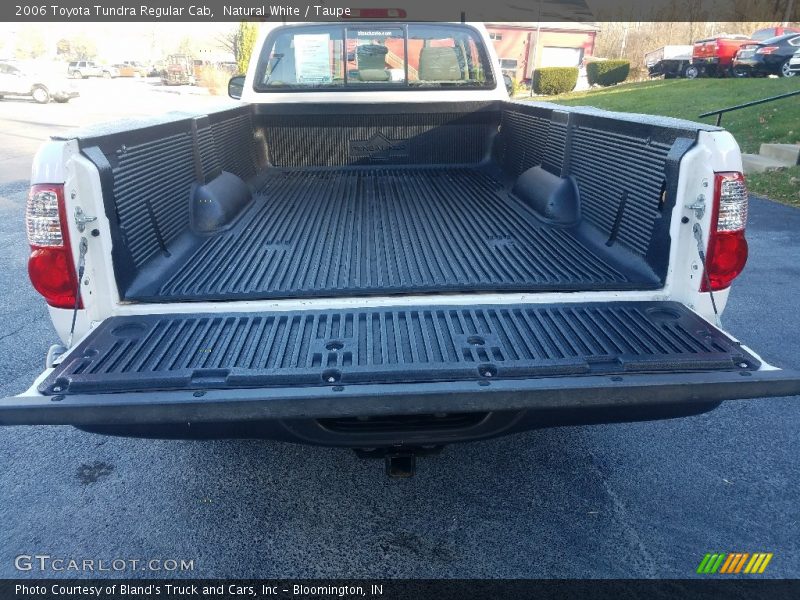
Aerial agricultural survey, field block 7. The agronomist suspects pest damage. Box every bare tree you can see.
[177,36,197,56]
[215,26,238,57]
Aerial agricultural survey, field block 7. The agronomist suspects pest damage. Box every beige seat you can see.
[357,45,390,81]
[418,46,462,81]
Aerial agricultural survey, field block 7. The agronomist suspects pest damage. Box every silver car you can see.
[790,49,800,74]
[67,60,119,79]
[0,62,79,104]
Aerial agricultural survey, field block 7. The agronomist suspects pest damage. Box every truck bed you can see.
[127,165,657,302]
[74,101,701,303]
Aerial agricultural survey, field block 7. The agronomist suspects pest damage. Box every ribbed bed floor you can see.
[132,167,658,302]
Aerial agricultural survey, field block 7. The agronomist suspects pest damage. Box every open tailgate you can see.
[2,301,799,425]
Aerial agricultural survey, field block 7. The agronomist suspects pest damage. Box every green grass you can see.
[746,166,800,207]
[537,79,800,204]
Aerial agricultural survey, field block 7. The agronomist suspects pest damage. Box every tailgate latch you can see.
[74,207,97,233]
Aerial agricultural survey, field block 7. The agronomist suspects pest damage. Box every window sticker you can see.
[294,33,332,83]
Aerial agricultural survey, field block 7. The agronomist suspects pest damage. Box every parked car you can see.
[161,54,195,85]
[790,49,800,74]
[4,22,799,473]
[217,61,239,74]
[0,61,78,103]
[114,61,149,77]
[645,45,693,78]
[148,61,166,77]
[687,34,754,78]
[733,33,800,77]
[67,61,118,79]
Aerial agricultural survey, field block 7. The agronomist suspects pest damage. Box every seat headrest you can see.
[356,44,390,81]
[418,46,462,81]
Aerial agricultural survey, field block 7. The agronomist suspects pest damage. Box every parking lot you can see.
[0,77,798,578]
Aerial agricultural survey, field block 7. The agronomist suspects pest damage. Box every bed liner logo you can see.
[697,552,773,574]
[349,132,410,161]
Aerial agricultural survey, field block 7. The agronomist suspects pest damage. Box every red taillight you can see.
[756,46,779,54]
[26,184,80,309]
[701,172,749,292]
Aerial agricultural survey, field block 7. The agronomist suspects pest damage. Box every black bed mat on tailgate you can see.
[126,167,658,302]
[40,302,759,395]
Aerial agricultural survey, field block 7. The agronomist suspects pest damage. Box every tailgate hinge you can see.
[74,206,97,233]
[686,194,706,220]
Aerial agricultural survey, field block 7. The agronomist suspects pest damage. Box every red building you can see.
[485,22,599,82]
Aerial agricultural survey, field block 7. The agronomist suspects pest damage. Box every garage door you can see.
[541,46,582,68]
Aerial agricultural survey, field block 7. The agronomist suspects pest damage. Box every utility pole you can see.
[620,22,630,58]
[528,0,543,97]
[783,0,795,26]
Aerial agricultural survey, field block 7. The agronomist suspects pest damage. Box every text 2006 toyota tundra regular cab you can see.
[4,22,799,469]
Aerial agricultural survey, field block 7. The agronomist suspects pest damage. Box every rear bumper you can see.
[53,91,79,100]
[648,59,689,77]
[733,57,780,75]
[2,369,798,428]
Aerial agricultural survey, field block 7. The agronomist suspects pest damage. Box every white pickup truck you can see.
[4,22,799,471]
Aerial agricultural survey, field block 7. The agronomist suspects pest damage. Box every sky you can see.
[0,22,238,63]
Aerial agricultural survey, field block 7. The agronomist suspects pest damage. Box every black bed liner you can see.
[40,301,759,396]
[79,102,695,304]
[126,166,658,301]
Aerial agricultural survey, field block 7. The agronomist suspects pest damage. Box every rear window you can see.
[253,23,494,92]
[751,28,777,41]
[759,34,797,45]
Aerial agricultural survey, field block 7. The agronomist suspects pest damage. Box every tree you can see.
[234,22,259,75]
[14,26,46,59]
[55,39,71,57]
[68,34,97,61]
[215,26,238,56]
[177,36,197,56]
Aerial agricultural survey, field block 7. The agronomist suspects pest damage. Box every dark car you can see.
[733,33,800,77]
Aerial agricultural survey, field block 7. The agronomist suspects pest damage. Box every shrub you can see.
[507,77,523,97]
[586,60,630,86]
[196,65,230,96]
[532,67,579,95]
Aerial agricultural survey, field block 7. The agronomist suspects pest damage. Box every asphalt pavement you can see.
[0,79,798,579]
